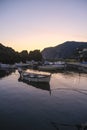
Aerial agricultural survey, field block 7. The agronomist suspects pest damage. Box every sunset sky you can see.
[0,0,87,52]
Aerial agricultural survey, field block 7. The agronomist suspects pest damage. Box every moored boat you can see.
[0,63,16,70]
[18,68,51,83]
[38,64,66,71]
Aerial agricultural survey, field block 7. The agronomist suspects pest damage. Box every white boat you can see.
[0,63,10,69]
[38,64,66,71]
[15,62,29,68]
[0,63,16,69]
[18,69,51,83]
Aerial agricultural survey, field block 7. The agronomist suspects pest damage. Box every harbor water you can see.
[0,69,87,130]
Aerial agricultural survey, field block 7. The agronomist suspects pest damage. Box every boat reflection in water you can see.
[18,77,51,94]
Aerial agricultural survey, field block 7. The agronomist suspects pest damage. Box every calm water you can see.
[0,69,87,130]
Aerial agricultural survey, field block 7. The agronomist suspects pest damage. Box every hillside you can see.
[0,43,20,64]
[42,41,87,60]
[0,43,42,64]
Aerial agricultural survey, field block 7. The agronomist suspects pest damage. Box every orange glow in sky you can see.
[0,0,87,52]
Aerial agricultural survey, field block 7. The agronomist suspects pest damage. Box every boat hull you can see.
[19,71,51,83]
[22,75,50,83]
[38,64,65,71]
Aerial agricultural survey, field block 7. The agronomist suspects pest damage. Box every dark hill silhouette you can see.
[0,41,87,64]
[42,41,87,60]
[0,43,20,64]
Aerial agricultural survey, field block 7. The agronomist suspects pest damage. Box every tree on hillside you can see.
[0,44,20,64]
[0,43,43,64]
[28,50,42,61]
[19,50,29,62]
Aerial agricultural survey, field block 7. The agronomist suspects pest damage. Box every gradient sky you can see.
[0,0,87,52]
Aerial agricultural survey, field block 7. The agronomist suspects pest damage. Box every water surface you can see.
[0,70,87,130]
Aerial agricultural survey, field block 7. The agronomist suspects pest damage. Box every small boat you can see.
[18,68,51,83]
[0,63,16,69]
[15,62,29,68]
[38,64,66,71]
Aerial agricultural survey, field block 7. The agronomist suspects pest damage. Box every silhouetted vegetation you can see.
[0,43,43,64]
[19,50,29,63]
[28,50,42,61]
[0,42,87,64]
[0,43,20,64]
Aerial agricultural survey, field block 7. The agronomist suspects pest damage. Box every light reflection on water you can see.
[0,70,87,130]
